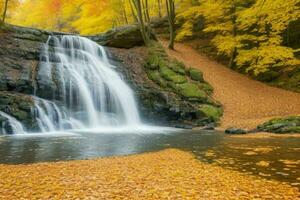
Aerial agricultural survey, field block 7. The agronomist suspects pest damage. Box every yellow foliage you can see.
[8,0,167,34]
[176,0,300,75]
[236,46,299,75]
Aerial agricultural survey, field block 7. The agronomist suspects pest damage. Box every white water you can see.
[1,36,147,135]
[0,111,25,135]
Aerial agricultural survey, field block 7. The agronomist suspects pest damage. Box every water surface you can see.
[0,130,299,187]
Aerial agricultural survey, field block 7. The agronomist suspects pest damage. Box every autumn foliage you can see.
[176,0,300,75]
[4,0,300,76]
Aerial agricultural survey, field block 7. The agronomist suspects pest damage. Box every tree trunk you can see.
[157,0,162,18]
[166,0,175,49]
[129,0,138,23]
[122,2,128,24]
[2,0,9,23]
[144,0,150,23]
[229,0,237,68]
[132,0,150,46]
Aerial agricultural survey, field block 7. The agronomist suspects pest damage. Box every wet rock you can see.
[0,91,37,132]
[225,128,247,134]
[200,123,215,130]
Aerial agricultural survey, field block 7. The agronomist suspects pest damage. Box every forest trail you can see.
[161,41,300,129]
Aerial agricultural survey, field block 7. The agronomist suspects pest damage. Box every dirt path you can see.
[161,41,300,129]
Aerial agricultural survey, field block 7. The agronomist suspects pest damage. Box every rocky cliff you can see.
[0,24,221,132]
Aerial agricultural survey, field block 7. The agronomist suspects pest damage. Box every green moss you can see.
[13,110,28,121]
[198,83,213,94]
[169,60,186,75]
[198,104,223,121]
[177,83,207,100]
[189,68,204,82]
[160,66,187,84]
[145,53,164,70]
[147,70,167,88]
[258,116,300,133]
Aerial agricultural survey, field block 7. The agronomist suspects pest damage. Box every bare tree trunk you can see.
[157,0,162,18]
[229,0,237,68]
[166,0,175,49]
[144,0,150,23]
[122,1,128,24]
[132,0,150,46]
[2,0,9,23]
[129,0,138,23]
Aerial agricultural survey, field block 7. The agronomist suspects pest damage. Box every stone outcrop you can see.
[108,44,222,127]
[0,23,221,131]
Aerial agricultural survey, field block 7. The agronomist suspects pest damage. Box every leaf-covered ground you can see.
[0,149,299,199]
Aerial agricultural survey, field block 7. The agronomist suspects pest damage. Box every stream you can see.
[0,130,299,188]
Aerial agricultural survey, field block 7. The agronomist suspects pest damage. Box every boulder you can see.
[88,25,156,48]
[257,116,300,133]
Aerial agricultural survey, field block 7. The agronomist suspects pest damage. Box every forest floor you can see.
[161,41,300,130]
[0,149,299,199]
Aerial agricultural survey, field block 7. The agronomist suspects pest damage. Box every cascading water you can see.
[0,111,25,135]
[1,35,143,134]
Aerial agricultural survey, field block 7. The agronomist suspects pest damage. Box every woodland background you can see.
[1,0,300,90]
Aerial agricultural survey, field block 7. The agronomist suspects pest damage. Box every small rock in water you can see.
[175,124,193,129]
[201,123,215,130]
[225,128,247,134]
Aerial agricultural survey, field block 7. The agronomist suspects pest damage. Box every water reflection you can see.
[0,130,299,187]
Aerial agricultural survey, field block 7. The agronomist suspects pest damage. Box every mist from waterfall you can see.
[1,36,143,134]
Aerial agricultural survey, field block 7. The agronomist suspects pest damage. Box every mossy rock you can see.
[13,110,28,121]
[176,83,207,101]
[197,83,213,94]
[257,116,300,133]
[160,66,187,84]
[145,53,165,70]
[147,70,167,88]
[198,104,223,121]
[189,68,204,82]
[169,60,186,75]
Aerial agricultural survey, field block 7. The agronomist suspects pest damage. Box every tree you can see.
[131,0,150,45]
[2,0,19,23]
[157,0,162,18]
[236,0,300,75]
[166,0,175,49]
[2,0,9,23]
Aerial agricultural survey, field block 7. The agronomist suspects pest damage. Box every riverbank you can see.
[0,149,298,199]
[161,41,300,130]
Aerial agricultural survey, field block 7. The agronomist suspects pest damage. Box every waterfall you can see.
[0,111,25,135]
[1,36,142,135]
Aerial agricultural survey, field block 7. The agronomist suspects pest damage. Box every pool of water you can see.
[0,130,299,187]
